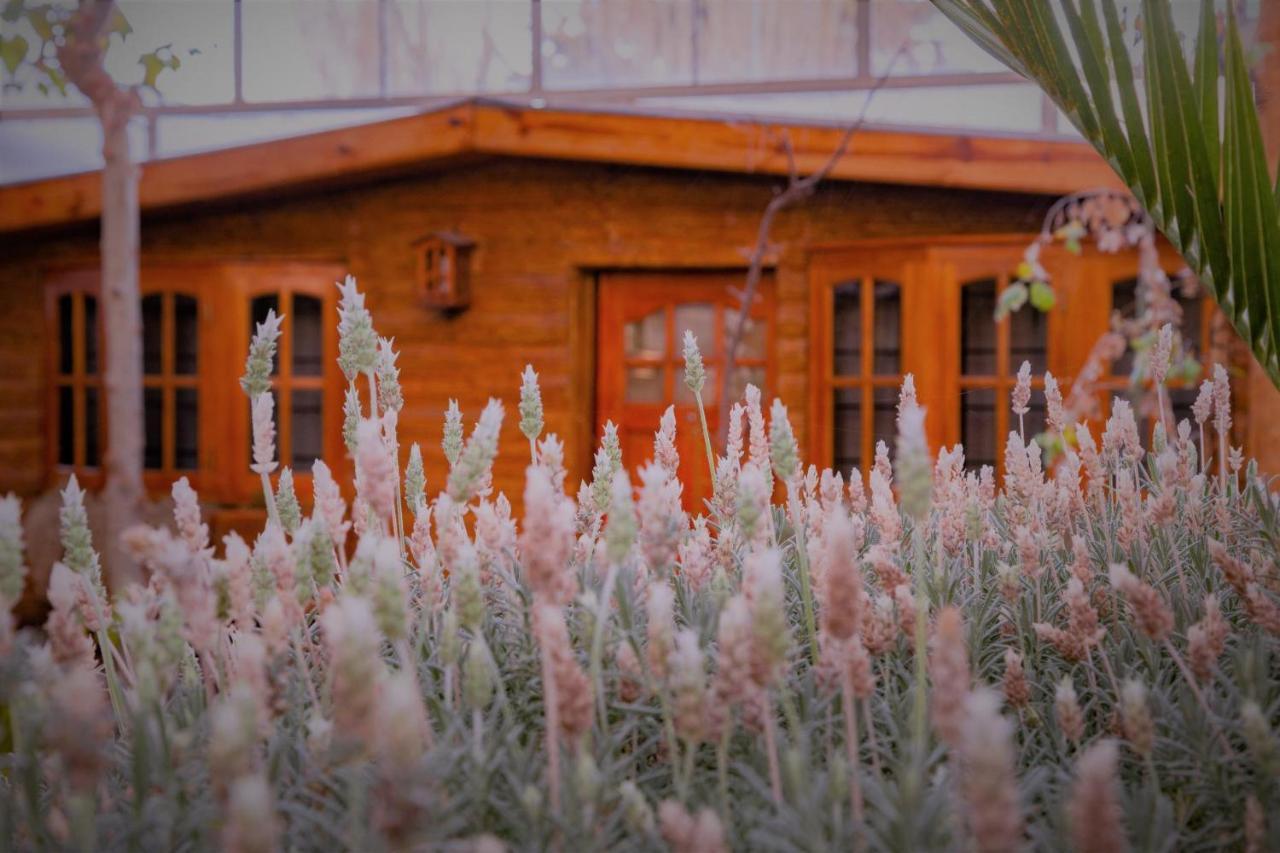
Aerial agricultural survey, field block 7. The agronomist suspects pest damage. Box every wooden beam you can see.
[0,101,1121,235]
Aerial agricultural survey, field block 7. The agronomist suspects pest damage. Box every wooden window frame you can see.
[43,261,345,505]
[809,235,1215,480]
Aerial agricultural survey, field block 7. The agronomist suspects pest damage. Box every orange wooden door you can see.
[596,271,775,514]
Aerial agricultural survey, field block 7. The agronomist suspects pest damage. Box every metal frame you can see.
[0,0,1068,161]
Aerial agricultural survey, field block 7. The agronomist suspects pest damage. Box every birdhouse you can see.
[413,232,474,311]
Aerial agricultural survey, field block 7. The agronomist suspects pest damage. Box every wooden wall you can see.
[0,157,1054,512]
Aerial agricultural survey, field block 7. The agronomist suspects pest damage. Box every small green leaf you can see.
[995,282,1028,320]
[26,8,53,42]
[1029,280,1057,312]
[110,9,132,39]
[0,33,27,75]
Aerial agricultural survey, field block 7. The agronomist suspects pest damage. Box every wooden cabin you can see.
[1,100,1276,548]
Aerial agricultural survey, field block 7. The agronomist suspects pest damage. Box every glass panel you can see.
[872,280,902,374]
[728,365,765,402]
[57,385,74,466]
[58,294,74,375]
[242,0,383,101]
[962,279,997,375]
[625,365,665,403]
[174,295,198,375]
[624,309,666,360]
[871,1,1007,76]
[84,387,100,468]
[144,387,164,470]
[872,387,897,457]
[1111,278,1138,377]
[961,387,997,470]
[739,315,768,360]
[694,0,859,84]
[251,295,282,375]
[175,389,199,471]
[293,295,324,377]
[291,389,324,471]
[1009,302,1048,375]
[83,295,98,375]
[832,387,861,474]
[387,0,533,95]
[1018,398,1048,444]
[541,0,695,89]
[141,294,164,376]
[833,281,861,376]
[674,304,715,358]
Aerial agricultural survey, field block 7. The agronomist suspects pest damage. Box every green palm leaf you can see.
[932,0,1280,387]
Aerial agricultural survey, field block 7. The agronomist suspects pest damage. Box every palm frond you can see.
[932,0,1280,387]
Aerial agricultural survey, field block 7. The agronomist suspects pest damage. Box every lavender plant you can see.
[1,274,1278,852]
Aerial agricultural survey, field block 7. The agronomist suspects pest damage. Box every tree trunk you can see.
[98,109,144,588]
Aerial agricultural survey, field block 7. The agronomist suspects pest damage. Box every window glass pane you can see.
[84,295,98,375]
[58,294,74,375]
[962,279,997,375]
[57,385,74,466]
[739,315,768,360]
[1008,303,1048,375]
[291,389,324,471]
[293,295,324,377]
[871,1,1007,76]
[674,303,715,356]
[833,387,861,473]
[174,295,199,375]
[175,388,199,471]
[694,0,859,84]
[144,387,164,470]
[242,0,382,101]
[872,281,901,374]
[625,365,665,403]
[727,365,765,402]
[84,387,100,468]
[142,294,164,376]
[251,295,282,376]
[961,387,996,470]
[872,386,898,459]
[1111,278,1138,377]
[542,0,695,89]
[833,281,861,376]
[387,0,532,95]
[1019,398,1048,443]
[624,309,666,360]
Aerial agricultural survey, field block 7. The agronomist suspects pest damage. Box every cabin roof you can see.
[0,98,1121,235]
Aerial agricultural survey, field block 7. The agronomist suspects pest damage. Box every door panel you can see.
[597,271,775,513]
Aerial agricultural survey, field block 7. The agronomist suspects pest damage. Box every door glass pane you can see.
[625,365,665,403]
[84,387,100,468]
[624,309,666,360]
[251,295,282,376]
[1111,278,1138,377]
[961,387,996,470]
[57,385,74,465]
[58,294,74,375]
[1018,397,1048,443]
[674,303,715,356]
[291,389,324,471]
[175,388,199,470]
[293,294,324,377]
[142,294,164,376]
[872,386,897,457]
[83,295,98,375]
[738,315,767,360]
[174,295,199,375]
[833,387,861,473]
[962,279,997,375]
[872,281,902,374]
[833,281,861,376]
[144,387,164,470]
[1009,302,1048,375]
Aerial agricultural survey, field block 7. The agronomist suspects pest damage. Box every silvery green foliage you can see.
[336,275,379,381]
[442,400,464,468]
[404,443,426,512]
[342,384,362,454]
[240,309,283,398]
[275,468,301,535]
[768,399,799,483]
[590,421,623,515]
[445,400,504,504]
[58,475,104,598]
[519,364,544,444]
[682,330,706,394]
[375,337,403,414]
[0,493,26,601]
